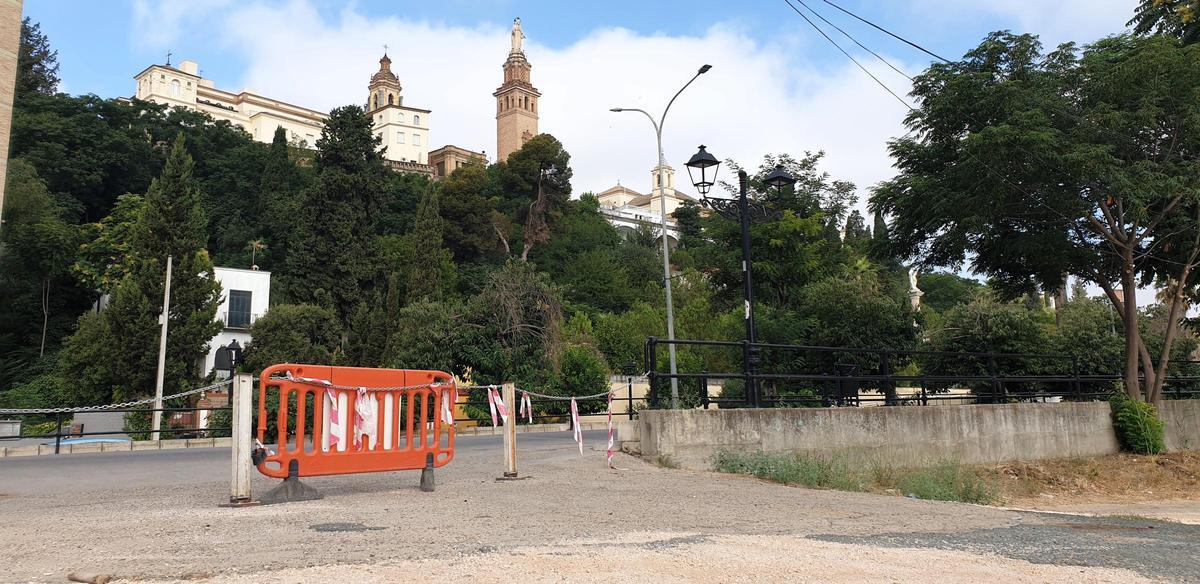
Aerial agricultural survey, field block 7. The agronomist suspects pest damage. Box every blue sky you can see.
[21,0,1135,214]
[29,1,1134,105]
[24,0,1140,293]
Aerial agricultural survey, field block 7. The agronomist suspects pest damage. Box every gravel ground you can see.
[1,431,1197,583]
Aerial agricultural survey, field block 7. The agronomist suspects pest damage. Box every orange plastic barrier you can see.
[256,363,456,479]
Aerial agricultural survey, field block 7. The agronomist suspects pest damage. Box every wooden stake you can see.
[502,382,517,478]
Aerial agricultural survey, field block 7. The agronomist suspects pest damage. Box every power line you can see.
[780,0,914,110]
[820,0,952,63]
[793,0,911,80]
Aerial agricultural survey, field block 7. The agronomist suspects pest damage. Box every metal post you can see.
[1071,357,1082,400]
[738,171,760,409]
[699,372,709,409]
[54,411,62,454]
[502,382,518,478]
[627,375,634,420]
[647,337,659,408]
[881,350,895,406]
[988,353,1002,403]
[151,255,173,441]
[227,373,254,505]
[742,340,754,408]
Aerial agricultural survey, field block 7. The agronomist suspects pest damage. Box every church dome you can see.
[370,54,400,87]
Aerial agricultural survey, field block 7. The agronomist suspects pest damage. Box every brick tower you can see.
[494,17,540,162]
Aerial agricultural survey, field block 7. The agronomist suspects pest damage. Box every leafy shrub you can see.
[1109,392,1166,454]
[895,462,996,504]
[713,450,867,492]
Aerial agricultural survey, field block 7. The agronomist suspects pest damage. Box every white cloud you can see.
[907,0,1137,48]
[132,0,235,50]
[192,1,913,212]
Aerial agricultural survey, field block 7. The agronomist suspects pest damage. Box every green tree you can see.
[406,185,456,303]
[921,297,1053,398]
[257,127,304,271]
[59,136,222,403]
[1130,0,1200,44]
[17,18,58,97]
[280,105,387,322]
[73,194,144,292]
[918,272,984,313]
[438,164,497,262]
[872,33,1200,404]
[242,304,343,374]
[842,209,870,250]
[0,160,81,358]
[494,134,573,261]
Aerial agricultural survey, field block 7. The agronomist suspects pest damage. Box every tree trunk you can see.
[1120,250,1142,400]
[40,278,50,358]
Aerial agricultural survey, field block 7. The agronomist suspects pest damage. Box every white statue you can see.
[908,267,919,292]
[511,18,525,53]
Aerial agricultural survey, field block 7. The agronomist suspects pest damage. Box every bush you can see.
[713,450,867,492]
[1109,392,1166,454]
[713,450,997,504]
[895,462,996,504]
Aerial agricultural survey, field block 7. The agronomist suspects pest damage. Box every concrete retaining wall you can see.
[627,402,1191,470]
[1161,400,1200,451]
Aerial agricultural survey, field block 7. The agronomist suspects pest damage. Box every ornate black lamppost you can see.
[685,147,796,407]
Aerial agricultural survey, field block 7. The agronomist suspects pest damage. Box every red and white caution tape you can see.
[325,387,340,449]
[353,387,378,449]
[519,391,533,424]
[606,390,615,468]
[570,397,583,455]
[488,386,510,427]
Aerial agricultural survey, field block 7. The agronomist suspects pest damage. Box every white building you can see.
[202,267,271,376]
[597,165,695,246]
[133,56,437,173]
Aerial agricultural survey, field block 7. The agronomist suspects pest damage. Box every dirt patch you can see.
[121,532,1150,584]
[979,452,1200,508]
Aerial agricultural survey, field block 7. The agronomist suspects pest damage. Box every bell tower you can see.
[494,18,540,162]
[368,53,402,112]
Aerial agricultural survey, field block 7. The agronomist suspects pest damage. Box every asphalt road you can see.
[2,430,1198,582]
[0,430,598,495]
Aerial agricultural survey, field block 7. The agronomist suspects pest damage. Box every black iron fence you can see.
[644,337,1200,408]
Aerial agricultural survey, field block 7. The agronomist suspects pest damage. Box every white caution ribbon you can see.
[519,391,533,424]
[440,385,457,426]
[606,391,615,468]
[353,387,378,450]
[570,397,583,455]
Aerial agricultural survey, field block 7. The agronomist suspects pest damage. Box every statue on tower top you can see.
[511,17,525,54]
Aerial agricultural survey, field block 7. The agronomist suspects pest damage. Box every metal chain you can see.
[518,387,612,401]
[283,375,454,393]
[0,379,233,415]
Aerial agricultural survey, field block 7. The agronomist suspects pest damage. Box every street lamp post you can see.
[610,64,711,409]
[686,147,795,407]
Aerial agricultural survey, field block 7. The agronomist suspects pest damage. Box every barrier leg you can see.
[259,459,323,505]
[420,453,435,492]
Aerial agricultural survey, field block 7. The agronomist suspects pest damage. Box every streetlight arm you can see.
[659,69,706,140]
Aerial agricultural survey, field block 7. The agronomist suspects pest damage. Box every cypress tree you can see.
[60,134,222,403]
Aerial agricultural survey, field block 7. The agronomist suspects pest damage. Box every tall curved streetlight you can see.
[610,64,711,409]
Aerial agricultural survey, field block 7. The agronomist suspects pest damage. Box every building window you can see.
[388,94,394,105]
[170,79,181,97]
[396,131,404,144]
[227,290,252,328]
[396,113,404,124]
[413,115,420,126]
[412,133,421,146]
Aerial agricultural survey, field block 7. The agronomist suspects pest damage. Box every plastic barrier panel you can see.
[256,363,456,479]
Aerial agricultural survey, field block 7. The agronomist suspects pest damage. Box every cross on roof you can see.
[166,49,172,66]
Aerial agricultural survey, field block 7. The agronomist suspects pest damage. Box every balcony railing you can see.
[220,311,259,329]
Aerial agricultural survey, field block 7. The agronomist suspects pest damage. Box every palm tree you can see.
[246,239,267,270]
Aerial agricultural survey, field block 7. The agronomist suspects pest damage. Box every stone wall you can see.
[625,402,1200,470]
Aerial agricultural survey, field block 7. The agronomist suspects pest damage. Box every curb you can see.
[1,437,232,458]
